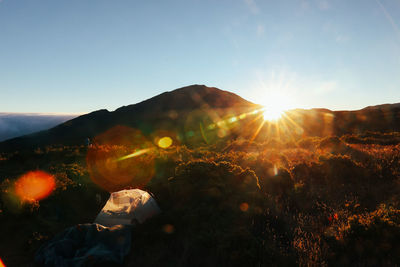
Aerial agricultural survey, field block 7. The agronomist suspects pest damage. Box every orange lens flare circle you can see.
[86,126,155,192]
[14,170,56,202]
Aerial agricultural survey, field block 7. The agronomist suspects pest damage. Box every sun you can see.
[259,92,292,122]
[262,108,284,121]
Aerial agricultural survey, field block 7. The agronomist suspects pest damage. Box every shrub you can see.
[258,167,294,196]
[326,205,400,266]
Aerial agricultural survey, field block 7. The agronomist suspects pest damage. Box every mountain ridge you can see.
[0,85,258,150]
[0,85,399,151]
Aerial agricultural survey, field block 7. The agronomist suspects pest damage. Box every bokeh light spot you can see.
[217,129,227,138]
[268,165,279,176]
[217,121,225,127]
[207,123,216,130]
[14,171,56,202]
[240,202,249,212]
[163,224,175,234]
[158,136,173,149]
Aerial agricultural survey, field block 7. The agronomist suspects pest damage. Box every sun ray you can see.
[276,119,281,141]
[250,119,266,142]
[281,111,304,135]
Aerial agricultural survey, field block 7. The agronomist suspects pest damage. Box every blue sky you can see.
[0,0,399,113]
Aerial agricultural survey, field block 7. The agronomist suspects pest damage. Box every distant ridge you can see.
[0,85,399,151]
[0,113,78,142]
[362,103,400,110]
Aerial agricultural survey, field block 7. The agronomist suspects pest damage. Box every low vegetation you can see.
[0,131,399,266]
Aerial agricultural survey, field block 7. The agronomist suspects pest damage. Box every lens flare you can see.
[14,171,56,202]
[240,202,249,212]
[158,136,173,148]
[207,124,216,130]
[263,109,284,122]
[86,126,155,192]
[163,224,175,234]
[116,148,152,162]
[229,117,237,123]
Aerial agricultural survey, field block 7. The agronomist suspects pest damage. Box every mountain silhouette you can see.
[0,85,257,151]
[0,85,399,151]
[254,103,400,141]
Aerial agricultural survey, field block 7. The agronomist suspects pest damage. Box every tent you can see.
[94,189,161,227]
[35,189,160,266]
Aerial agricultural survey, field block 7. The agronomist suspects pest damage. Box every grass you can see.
[0,132,399,266]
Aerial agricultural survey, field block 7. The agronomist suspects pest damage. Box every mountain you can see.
[0,85,399,151]
[254,103,400,140]
[0,113,78,142]
[0,85,258,151]
[332,103,400,135]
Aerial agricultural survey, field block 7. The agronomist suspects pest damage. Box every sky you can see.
[0,0,400,114]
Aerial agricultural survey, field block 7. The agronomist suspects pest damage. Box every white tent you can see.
[94,189,161,227]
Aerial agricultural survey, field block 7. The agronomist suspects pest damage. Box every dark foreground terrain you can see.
[1,86,399,266]
[0,131,399,266]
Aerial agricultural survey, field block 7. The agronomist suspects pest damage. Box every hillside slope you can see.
[0,85,257,151]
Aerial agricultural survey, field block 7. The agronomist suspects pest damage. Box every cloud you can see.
[0,113,78,141]
[244,0,259,14]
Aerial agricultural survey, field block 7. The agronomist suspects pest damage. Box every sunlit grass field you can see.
[0,131,399,266]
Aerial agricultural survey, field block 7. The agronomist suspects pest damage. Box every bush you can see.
[327,205,400,266]
[144,160,270,266]
[258,167,294,196]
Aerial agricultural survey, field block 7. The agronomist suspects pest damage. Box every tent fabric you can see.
[94,189,161,227]
[35,223,132,267]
